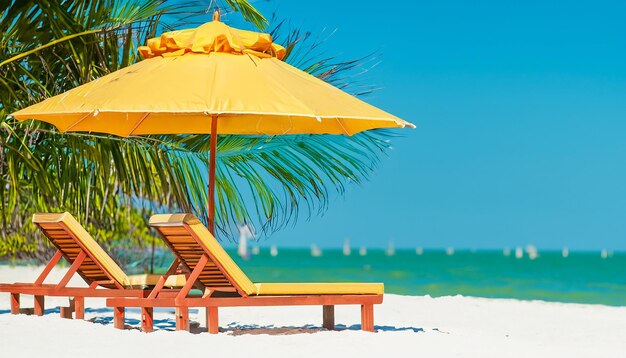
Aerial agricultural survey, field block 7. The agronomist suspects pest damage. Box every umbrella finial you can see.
[213,9,221,22]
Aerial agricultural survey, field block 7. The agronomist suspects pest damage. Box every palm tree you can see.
[0,0,393,264]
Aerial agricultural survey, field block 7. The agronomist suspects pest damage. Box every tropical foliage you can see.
[0,0,392,263]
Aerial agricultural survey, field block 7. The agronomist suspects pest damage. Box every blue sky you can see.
[217,0,626,250]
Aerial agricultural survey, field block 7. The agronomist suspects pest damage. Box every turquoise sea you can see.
[134,248,626,306]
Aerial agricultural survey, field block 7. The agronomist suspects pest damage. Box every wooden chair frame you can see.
[107,216,383,334]
[0,214,184,320]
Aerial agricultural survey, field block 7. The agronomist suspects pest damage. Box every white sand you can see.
[0,265,624,357]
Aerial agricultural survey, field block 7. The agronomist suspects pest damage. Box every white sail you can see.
[386,242,395,256]
[237,223,253,259]
[526,245,538,260]
[343,238,351,256]
[310,244,322,257]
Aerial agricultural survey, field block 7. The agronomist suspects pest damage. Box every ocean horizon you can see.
[5,248,618,307]
[227,249,626,306]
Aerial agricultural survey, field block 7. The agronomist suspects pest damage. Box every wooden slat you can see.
[157,228,190,235]
[201,273,225,278]
[80,264,99,268]
[54,244,77,248]
[41,228,66,233]
[53,238,76,242]
[87,277,109,282]
[198,277,229,282]
[81,270,105,275]
[44,229,70,234]
[201,278,227,282]
[201,272,224,277]
[46,234,72,240]
[38,223,62,230]
[177,253,202,257]
[166,235,195,242]
[157,226,238,292]
[201,277,227,281]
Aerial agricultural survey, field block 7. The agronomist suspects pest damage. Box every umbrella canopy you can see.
[12,12,414,234]
[12,17,413,135]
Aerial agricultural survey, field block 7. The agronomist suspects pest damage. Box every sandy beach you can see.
[0,265,624,358]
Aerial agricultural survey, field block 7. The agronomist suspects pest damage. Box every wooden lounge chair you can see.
[0,212,185,319]
[107,214,384,333]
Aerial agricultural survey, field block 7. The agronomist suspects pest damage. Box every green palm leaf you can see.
[0,0,398,261]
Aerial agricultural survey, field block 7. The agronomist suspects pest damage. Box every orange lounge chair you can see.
[107,214,384,333]
[0,212,185,319]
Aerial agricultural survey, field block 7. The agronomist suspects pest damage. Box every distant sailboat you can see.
[343,238,351,256]
[526,245,538,260]
[515,246,524,259]
[359,246,367,256]
[270,244,278,257]
[562,247,569,258]
[601,249,608,259]
[310,244,322,257]
[415,247,423,255]
[385,242,395,256]
[503,247,511,257]
[237,223,253,260]
[251,246,260,255]
[445,247,454,256]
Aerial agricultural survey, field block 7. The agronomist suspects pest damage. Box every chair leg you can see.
[113,307,125,329]
[323,305,335,330]
[61,297,76,319]
[361,304,375,332]
[34,295,45,316]
[206,306,219,334]
[176,307,189,331]
[10,293,19,315]
[74,297,85,320]
[60,307,73,319]
[141,307,154,333]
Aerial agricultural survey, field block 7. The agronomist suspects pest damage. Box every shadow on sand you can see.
[201,323,425,335]
[1,308,424,335]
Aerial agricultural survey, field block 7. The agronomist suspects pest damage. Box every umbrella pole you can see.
[208,114,218,235]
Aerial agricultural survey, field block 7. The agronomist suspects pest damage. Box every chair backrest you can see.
[33,212,130,288]
[149,214,256,296]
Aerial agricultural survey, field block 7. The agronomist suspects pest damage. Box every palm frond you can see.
[0,0,400,261]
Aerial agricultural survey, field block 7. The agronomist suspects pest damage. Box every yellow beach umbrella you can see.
[12,12,414,234]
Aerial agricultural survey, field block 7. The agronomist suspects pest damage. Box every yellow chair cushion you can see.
[253,282,384,296]
[127,274,187,288]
